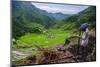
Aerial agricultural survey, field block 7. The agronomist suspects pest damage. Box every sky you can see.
[32,2,89,14]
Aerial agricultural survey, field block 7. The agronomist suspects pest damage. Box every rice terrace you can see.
[12,1,96,66]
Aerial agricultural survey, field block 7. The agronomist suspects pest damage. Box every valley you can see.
[12,1,96,66]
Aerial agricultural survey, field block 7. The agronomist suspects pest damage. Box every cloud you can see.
[32,2,89,14]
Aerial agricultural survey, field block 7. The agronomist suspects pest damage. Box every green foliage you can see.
[55,6,96,30]
[12,2,96,64]
[25,23,45,33]
[13,29,70,49]
[12,1,55,38]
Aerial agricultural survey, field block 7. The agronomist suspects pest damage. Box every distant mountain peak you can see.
[49,12,72,21]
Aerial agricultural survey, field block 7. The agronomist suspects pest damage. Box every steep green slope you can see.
[12,1,55,38]
[55,6,96,30]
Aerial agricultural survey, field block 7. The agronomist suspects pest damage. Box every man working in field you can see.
[63,23,89,47]
[58,23,89,53]
[75,23,90,61]
[79,23,89,47]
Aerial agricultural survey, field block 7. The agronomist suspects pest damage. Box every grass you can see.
[12,29,71,62]
[13,29,71,49]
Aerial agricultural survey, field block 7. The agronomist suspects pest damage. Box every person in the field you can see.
[80,23,89,47]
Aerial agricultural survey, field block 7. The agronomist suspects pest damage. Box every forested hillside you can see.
[54,6,96,30]
[12,1,96,66]
[12,1,56,38]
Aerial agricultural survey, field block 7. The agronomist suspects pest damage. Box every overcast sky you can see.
[32,2,89,14]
